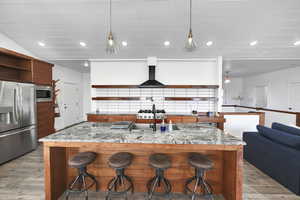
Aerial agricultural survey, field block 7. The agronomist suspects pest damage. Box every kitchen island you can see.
[40,122,245,200]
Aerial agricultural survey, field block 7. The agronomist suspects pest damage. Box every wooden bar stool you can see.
[106,152,134,200]
[147,153,172,200]
[65,152,98,200]
[184,152,214,200]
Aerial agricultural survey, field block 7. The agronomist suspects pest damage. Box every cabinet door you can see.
[32,60,53,85]
[37,102,54,139]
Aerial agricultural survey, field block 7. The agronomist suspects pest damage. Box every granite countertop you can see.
[87,112,198,116]
[40,122,245,146]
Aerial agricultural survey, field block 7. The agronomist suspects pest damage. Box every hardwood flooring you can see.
[0,145,299,200]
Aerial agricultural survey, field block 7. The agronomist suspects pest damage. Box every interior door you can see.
[0,81,20,132]
[289,82,300,112]
[63,82,80,127]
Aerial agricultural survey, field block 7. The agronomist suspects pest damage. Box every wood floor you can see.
[0,145,299,200]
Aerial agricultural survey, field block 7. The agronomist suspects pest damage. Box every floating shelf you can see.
[165,97,218,101]
[91,97,217,101]
[92,97,140,101]
[92,85,219,89]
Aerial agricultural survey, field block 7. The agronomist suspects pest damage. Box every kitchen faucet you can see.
[149,97,157,132]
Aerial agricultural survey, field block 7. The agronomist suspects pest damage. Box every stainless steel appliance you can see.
[0,81,37,164]
[36,85,53,102]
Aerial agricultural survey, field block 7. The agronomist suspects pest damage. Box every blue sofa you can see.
[243,123,300,195]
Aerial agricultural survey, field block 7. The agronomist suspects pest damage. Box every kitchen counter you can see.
[86,113,226,130]
[40,122,244,145]
[41,122,244,200]
[87,111,197,116]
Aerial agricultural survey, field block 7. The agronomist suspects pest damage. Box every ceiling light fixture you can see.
[250,40,258,46]
[294,41,300,46]
[224,71,231,84]
[164,41,170,47]
[38,41,45,47]
[106,0,118,54]
[185,0,197,51]
[80,42,87,47]
[121,41,128,47]
[206,41,213,46]
[84,62,89,67]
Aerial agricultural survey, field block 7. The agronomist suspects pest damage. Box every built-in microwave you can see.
[36,85,53,102]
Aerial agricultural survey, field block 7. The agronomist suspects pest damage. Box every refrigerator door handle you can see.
[0,126,35,138]
[13,88,19,123]
[18,86,23,124]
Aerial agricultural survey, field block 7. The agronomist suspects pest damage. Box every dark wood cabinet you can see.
[0,48,33,82]
[87,114,137,122]
[32,59,53,85]
[37,102,55,139]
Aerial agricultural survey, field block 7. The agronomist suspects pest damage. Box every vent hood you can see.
[139,57,164,88]
[139,65,165,88]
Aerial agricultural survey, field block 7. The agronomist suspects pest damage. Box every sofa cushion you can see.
[272,122,300,136]
[257,125,300,150]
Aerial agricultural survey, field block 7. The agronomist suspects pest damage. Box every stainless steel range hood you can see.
[139,65,165,88]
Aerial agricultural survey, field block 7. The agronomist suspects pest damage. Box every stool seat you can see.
[188,152,213,169]
[108,152,133,169]
[69,152,97,168]
[149,153,171,169]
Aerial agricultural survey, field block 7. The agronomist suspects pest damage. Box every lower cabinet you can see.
[87,114,137,122]
[37,102,55,139]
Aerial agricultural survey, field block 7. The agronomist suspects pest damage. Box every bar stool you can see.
[147,153,172,200]
[184,152,214,200]
[65,152,98,200]
[106,152,134,200]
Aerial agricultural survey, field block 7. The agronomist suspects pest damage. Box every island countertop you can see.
[39,122,245,146]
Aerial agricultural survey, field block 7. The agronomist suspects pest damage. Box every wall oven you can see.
[36,85,53,102]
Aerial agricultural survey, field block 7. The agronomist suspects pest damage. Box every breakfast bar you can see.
[40,122,245,200]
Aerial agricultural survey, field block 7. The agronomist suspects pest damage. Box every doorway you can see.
[63,82,81,127]
[288,82,300,112]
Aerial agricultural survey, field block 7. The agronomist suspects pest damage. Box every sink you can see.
[130,123,180,131]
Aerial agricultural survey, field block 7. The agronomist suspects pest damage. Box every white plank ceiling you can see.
[0,0,300,75]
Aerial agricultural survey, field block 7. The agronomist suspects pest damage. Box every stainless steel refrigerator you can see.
[0,81,37,164]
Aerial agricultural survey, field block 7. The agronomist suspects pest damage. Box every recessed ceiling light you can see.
[38,41,45,47]
[164,41,170,47]
[206,41,213,46]
[250,40,258,46]
[79,42,87,47]
[121,41,128,47]
[294,41,300,46]
[84,62,89,67]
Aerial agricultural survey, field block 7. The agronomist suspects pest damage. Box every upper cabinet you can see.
[0,48,53,85]
[32,59,53,85]
[0,48,33,82]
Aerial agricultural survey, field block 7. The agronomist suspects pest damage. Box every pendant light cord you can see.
[189,0,192,31]
[109,0,112,32]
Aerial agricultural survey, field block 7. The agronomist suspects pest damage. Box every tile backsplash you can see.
[92,88,218,114]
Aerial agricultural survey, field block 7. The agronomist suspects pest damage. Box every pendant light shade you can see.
[106,0,118,54]
[185,0,197,51]
[224,71,231,84]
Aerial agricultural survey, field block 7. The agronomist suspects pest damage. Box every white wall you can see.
[90,58,223,113]
[223,66,300,127]
[223,77,243,105]
[224,114,260,138]
[241,66,300,111]
[83,73,91,120]
[91,59,220,85]
[52,65,89,130]
[0,32,36,57]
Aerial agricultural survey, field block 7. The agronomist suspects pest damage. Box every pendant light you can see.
[106,0,118,54]
[224,71,231,84]
[185,0,197,51]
